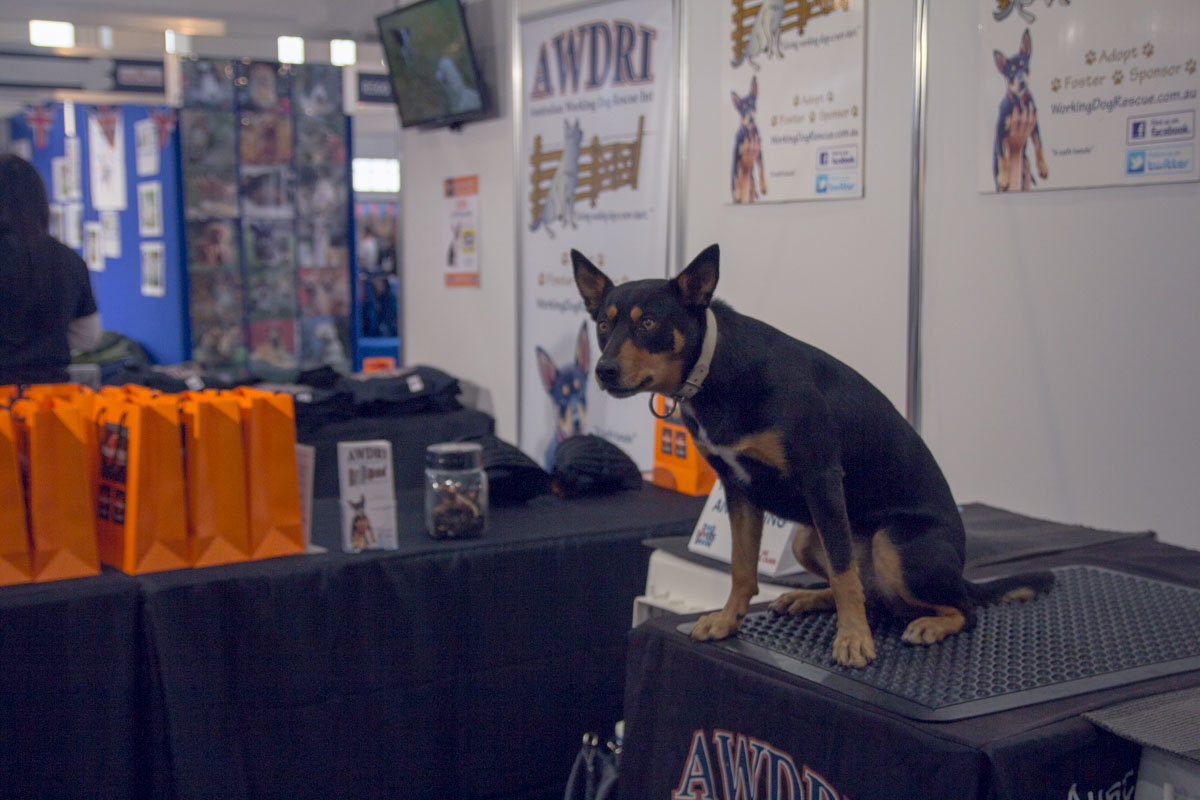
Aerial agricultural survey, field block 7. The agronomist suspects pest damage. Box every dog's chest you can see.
[692,422,753,485]
[684,409,788,487]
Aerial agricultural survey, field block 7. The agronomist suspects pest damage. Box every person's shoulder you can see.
[44,235,87,267]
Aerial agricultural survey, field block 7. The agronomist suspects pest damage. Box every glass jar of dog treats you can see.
[424,442,488,539]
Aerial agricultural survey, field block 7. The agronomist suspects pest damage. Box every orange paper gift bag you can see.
[179,394,251,566]
[94,397,191,574]
[0,407,34,585]
[232,388,304,559]
[11,398,100,582]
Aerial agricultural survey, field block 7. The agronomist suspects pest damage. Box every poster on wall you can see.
[140,241,166,297]
[721,0,865,203]
[518,0,677,471]
[87,106,128,211]
[978,0,1199,192]
[444,175,479,287]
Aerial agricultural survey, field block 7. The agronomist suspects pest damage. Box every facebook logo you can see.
[818,152,829,165]
[1131,121,1146,140]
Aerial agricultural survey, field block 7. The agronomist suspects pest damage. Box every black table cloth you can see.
[136,484,704,800]
[621,536,1200,800]
[0,570,145,799]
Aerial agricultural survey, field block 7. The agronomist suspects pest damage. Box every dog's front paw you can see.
[832,629,876,668]
[690,610,743,641]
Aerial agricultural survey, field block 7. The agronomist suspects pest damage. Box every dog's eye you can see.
[597,320,609,335]
[641,317,657,331]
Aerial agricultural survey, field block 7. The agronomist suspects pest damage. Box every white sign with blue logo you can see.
[720,0,865,204]
[978,0,1199,192]
[686,480,805,577]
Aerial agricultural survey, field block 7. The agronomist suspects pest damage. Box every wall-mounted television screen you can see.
[376,0,488,129]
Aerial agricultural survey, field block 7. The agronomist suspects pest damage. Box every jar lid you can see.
[426,441,483,471]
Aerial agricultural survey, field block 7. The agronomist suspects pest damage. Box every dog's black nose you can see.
[595,360,619,385]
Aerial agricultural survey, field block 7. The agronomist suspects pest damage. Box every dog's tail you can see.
[965,570,1055,605]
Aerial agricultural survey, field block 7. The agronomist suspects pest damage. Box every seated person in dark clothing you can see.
[0,154,100,384]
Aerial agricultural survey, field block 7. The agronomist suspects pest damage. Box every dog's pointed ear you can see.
[1020,28,1031,58]
[571,249,613,317]
[730,90,741,111]
[575,322,590,374]
[993,49,1007,74]
[672,244,719,308]
[536,346,558,392]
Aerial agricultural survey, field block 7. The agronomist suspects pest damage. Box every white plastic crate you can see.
[632,549,794,627]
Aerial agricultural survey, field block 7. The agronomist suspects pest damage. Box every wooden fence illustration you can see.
[729,0,851,64]
[528,115,645,223]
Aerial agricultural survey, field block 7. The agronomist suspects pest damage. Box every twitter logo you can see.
[1127,150,1146,174]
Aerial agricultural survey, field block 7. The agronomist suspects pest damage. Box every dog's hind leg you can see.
[770,524,835,615]
[691,487,763,641]
[872,526,974,646]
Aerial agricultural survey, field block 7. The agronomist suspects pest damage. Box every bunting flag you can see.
[23,104,56,149]
[93,106,121,147]
[149,108,177,150]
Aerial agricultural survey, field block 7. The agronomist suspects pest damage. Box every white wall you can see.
[920,2,1200,549]
[400,1,1200,548]
[402,0,519,441]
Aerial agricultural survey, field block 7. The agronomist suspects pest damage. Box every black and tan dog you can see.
[572,244,1052,667]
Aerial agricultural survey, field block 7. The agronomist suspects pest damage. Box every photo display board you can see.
[180,58,353,374]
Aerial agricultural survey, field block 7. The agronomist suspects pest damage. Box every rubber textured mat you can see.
[679,566,1200,721]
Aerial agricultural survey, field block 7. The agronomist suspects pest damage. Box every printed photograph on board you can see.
[140,241,166,297]
[240,166,294,219]
[184,168,239,219]
[182,59,235,110]
[248,318,298,369]
[237,61,292,113]
[182,110,236,168]
[295,64,343,117]
[296,164,346,217]
[186,219,239,270]
[190,319,246,366]
[243,219,295,271]
[295,115,348,167]
[137,180,164,237]
[239,112,293,165]
[297,266,350,316]
[297,216,349,269]
[246,262,298,320]
[299,315,350,367]
[189,268,245,324]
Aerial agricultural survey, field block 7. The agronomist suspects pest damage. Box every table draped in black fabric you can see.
[621,536,1200,800]
[0,484,705,800]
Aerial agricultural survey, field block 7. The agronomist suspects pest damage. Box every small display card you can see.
[687,480,805,577]
[336,439,398,552]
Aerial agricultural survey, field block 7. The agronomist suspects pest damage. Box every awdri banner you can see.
[517,0,677,471]
[978,0,1199,192]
